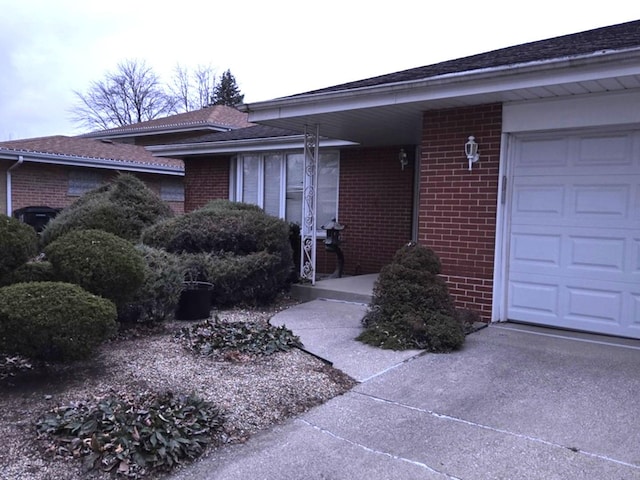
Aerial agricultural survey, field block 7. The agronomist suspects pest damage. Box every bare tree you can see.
[168,63,217,112]
[71,59,176,131]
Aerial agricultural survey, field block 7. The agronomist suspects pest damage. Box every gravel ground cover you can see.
[0,300,356,479]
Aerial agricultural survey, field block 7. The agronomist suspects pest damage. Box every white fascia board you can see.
[82,124,233,140]
[0,150,184,176]
[148,136,357,157]
[243,49,640,121]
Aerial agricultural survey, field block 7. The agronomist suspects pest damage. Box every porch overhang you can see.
[240,49,640,146]
[147,135,357,157]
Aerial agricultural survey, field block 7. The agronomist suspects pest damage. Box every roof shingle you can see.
[295,19,640,96]
[0,135,183,169]
[82,105,253,137]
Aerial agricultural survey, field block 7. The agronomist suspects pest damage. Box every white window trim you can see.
[232,150,340,236]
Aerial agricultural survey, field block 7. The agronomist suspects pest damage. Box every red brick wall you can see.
[337,146,415,275]
[9,164,184,215]
[180,149,414,277]
[419,104,502,319]
[184,156,231,211]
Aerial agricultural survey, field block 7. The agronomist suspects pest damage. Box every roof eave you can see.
[81,123,236,140]
[148,135,357,157]
[241,48,640,122]
[0,149,184,176]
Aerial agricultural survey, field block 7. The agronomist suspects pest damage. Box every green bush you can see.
[180,251,290,306]
[118,246,185,324]
[0,214,38,279]
[40,173,173,246]
[142,200,291,256]
[358,243,465,352]
[45,229,145,307]
[143,201,294,306]
[391,241,442,274]
[0,282,117,362]
[0,260,55,287]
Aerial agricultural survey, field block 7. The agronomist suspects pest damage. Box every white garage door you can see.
[508,129,640,339]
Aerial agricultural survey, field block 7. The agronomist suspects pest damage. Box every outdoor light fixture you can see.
[465,136,479,171]
[399,148,408,171]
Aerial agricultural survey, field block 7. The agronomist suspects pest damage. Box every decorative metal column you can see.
[300,124,319,284]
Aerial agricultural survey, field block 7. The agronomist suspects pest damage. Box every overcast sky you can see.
[1,1,638,141]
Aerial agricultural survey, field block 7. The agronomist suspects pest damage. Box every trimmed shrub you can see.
[180,251,289,306]
[143,201,294,306]
[0,260,55,287]
[358,243,465,352]
[118,246,185,324]
[141,200,291,257]
[0,214,38,279]
[45,229,145,307]
[0,282,117,362]
[40,173,173,246]
[390,241,442,275]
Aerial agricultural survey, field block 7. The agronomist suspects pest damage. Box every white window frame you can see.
[160,178,185,202]
[68,170,103,196]
[231,150,340,235]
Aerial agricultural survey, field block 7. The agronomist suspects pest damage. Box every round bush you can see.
[0,282,117,362]
[391,242,442,275]
[180,250,288,306]
[369,263,455,320]
[0,214,38,279]
[118,246,185,324]
[45,229,145,306]
[143,201,294,307]
[40,173,174,246]
[142,200,291,256]
[358,244,464,352]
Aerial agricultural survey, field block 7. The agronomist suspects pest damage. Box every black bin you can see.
[175,281,214,320]
[13,206,61,233]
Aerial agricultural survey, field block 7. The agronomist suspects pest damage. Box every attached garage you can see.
[504,122,640,339]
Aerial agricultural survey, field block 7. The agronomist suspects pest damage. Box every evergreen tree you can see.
[211,69,244,106]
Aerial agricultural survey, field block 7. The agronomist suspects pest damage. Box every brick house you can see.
[0,136,185,218]
[1,105,254,223]
[150,20,640,339]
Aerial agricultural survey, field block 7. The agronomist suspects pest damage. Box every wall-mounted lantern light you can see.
[399,148,409,171]
[464,136,480,171]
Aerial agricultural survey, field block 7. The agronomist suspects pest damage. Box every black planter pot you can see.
[175,281,213,321]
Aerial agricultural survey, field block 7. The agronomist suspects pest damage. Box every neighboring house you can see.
[147,20,640,339]
[80,104,253,146]
[0,136,185,219]
[0,105,253,226]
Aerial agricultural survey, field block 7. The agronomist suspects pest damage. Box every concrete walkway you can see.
[170,299,640,480]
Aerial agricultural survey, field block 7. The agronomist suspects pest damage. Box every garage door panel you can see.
[576,133,634,167]
[508,276,560,320]
[565,285,623,325]
[573,184,630,219]
[508,129,640,339]
[567,235,626,275]
[510,232,561,270]
[512,183,565,219]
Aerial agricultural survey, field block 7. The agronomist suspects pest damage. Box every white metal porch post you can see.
[300,124,319,284]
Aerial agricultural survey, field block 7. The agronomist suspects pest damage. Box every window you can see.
[160,178,185,202]
[68,170,102,196]
[233,151,339,230]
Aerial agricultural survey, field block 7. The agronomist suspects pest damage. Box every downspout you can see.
[6,155,24,216]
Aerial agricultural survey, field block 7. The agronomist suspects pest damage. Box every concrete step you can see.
[289,274,377,305]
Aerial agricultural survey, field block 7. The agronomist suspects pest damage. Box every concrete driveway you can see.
[170,301,640,480]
